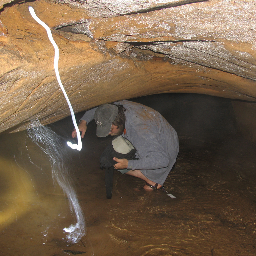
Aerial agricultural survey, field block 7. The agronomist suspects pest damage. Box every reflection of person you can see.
[72,100,179,191]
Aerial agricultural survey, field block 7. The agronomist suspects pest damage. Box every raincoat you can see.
[81,100,179,185]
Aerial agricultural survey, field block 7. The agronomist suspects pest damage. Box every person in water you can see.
[72,100,179,191]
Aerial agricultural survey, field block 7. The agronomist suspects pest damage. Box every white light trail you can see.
[28,6,82,151]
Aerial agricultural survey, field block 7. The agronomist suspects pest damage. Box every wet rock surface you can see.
[0,0,256,133]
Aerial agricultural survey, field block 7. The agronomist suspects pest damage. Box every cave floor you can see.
[0,122,255,256]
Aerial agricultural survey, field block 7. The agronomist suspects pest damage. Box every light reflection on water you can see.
[0,157,35,228]
[0,95,255,255]
[0,120,85,246]
[27,120,86,243]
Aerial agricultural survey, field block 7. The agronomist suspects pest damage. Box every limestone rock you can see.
[0,0,256,133]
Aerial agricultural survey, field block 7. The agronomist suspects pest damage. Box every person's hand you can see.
[113,157,128,169]
[72,120,87,138]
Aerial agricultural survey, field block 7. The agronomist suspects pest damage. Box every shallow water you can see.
[0,94,256,256]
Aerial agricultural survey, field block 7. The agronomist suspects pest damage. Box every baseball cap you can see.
[94,104,118,137]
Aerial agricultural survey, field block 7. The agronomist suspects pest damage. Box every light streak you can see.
[28,6,82,151]
[27,121,86,243]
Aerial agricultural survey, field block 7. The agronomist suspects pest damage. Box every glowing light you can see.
[27,122,86,243]
[0,157,35,229]
[28,6,82,151]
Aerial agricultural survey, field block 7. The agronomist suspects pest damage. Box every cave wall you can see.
[232,101,256,142]
[0,0,256,135]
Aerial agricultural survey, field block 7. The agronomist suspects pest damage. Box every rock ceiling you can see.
[0,0,255,133]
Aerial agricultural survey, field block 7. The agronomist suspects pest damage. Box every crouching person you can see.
[72,100,179,192]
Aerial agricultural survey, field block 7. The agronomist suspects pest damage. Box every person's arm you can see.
[113,136,170,170]
[113,158,128,169]
[113,148,169,170]
[128,149,170,170]
[80,107,97,123]
[72,107,97,138]
[72,120,87,138]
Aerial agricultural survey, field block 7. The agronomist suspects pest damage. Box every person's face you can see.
[109,124,122,136]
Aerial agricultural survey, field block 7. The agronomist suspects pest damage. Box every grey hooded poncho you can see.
[81,100,179,185]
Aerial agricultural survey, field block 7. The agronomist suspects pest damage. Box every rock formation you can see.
[0,0,255,135]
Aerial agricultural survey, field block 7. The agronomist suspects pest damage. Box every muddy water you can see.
[0,94,256,256]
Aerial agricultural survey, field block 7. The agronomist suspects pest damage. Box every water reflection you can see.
[0,120,85,247]
[0,157,35,228]
[0,94,255,255]
[27,121,85,243]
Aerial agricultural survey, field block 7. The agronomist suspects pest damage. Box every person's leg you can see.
[126,170,162,191]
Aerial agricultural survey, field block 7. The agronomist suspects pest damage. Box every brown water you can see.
[0,94,256,256]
